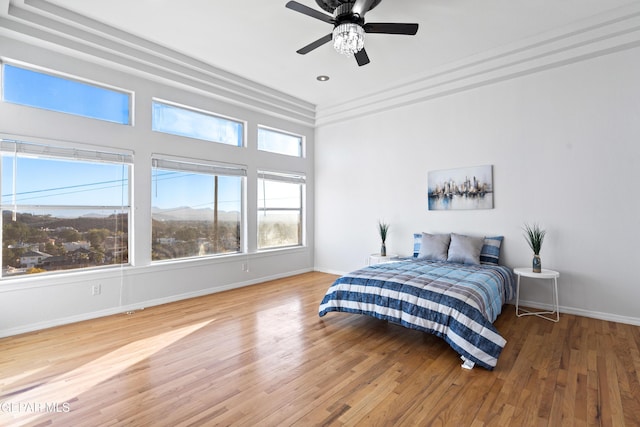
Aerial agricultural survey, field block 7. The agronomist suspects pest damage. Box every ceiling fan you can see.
[285,0,419,66]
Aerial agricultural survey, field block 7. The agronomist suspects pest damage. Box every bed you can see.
[318,233,515,370]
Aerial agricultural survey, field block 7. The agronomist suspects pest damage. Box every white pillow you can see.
[418,233,451,261]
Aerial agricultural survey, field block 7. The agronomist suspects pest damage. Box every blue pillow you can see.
[413,233,423,258]
[480,236,503,265]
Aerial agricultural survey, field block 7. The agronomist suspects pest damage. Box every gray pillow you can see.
[447,233,484,265]
[418,233,451,261]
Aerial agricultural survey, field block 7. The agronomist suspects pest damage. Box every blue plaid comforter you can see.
[318,259,515,370]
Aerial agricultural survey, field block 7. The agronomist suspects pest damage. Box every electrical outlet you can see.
[92,284,101,296]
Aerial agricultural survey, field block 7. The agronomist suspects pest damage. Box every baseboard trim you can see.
[313,267,347,277]
[513,299,640,326]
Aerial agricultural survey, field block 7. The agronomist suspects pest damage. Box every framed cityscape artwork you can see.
[428,165,494,210]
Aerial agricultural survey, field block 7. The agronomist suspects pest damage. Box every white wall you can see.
[0,36,315,337]
[315,47,640,325]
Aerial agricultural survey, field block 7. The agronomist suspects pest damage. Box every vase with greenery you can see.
[523,223,546,273]
[378,221,389,257]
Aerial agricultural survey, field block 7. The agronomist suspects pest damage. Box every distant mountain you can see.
[81,213,110,218]
[1,210,128,232]
[151,206,240,222]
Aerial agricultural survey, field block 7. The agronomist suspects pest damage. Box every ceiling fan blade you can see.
[354,48,370,66]
[352,0,376,17]
[296,33,333,55]
[286,1,334,24]
[364,22,419,35]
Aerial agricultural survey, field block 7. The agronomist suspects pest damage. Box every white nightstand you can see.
[368,253,398,266]
[514,267,560,322]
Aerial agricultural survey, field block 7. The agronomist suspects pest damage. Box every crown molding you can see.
[315,3,640,126]
[2,1,639,128]
[1,0,317,126]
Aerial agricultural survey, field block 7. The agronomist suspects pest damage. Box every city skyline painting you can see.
[428,165,494,210]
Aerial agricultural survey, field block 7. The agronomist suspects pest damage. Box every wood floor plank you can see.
[1,271,639,426]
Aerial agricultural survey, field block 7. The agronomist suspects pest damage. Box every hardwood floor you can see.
[1,272,639,426]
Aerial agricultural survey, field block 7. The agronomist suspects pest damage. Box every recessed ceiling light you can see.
[316,75,330,82]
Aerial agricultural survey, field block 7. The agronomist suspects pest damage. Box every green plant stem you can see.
[523,223,546,255]
[378,221,389,243]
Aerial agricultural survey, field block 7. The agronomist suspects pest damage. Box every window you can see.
[258,171,305,249]
[152,101,244,146]
[2,63,131,125]
[151,157,245,261]
[257,127,303,157]
[0,139,132,277]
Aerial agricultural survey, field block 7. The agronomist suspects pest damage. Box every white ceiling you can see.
[1,0,639,123]
[26,0,635,109]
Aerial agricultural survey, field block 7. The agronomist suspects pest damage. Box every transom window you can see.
[0,139,132,277]
[258,171,305,249]
[257,127,303,157]
[151,157,245,261]
[2,63,131,125]
[152,100,244,147]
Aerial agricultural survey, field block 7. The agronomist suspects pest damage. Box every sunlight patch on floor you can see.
[0,320,212,426]
[0,366,49,390]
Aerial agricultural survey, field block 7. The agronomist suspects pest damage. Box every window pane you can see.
[3,208,128,277]
[258,179,302,209]
[1,154,130,277]
[258,210,301,249]
[1,157,129,206]
[2,64,130,125]
[258,176,303,249]
[152,167,242,261]
[152,101,243,146]
[258,127,302,157]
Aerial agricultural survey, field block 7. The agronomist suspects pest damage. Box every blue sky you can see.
[1,156,243,213]
[2,64,242,214]
[152,171,241,212]
[3,64,130,124]
[2,157,128,207]
[153,102,242,147]
[1,63,296,216]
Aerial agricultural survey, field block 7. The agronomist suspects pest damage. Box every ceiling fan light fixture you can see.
[332,23,365,56]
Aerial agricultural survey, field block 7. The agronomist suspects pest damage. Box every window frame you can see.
[151,99,245,147]
[151,154,247,263]
[257,126,304,158]
[257,170,306,251]
[1,61,133,125]
[0,138,133,279]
